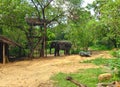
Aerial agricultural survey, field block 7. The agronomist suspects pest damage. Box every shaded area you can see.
[0,35,22,64]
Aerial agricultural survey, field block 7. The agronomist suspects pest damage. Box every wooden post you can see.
[44,22,47,57]
[3,43,6,64]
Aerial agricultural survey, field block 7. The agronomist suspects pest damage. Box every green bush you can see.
[90,45,111,50]
[9,47,20,57]
[71,49,80,54]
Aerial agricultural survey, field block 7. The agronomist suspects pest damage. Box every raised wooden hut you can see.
[26,18,49,26]
[0,35,21,64]
[25,17,49,57]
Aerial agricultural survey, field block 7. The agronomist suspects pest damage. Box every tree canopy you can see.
[0,0,120,56]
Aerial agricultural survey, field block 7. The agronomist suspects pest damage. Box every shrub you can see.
[71,49,80,54]
[90,45,110,50]
[9,47,20,57]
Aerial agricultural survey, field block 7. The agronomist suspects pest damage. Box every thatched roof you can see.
[0,35,21,47]
[26,18,49,26]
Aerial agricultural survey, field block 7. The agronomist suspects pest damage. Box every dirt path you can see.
[0,51,112,87]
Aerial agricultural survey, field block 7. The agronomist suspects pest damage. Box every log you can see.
[66,76,87,87]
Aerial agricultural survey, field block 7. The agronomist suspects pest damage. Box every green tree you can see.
[0,0,34,44]
[65,8,94,51]
[101,0,120,48]
[91,0,120,48]
[0,0,35,57]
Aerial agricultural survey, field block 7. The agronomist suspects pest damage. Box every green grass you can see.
[51,68,101,87]
[51,68,120,87]
[110,49,120,58]
[80,57,116,66]
[51,57,120,87]
[81,57,120,77]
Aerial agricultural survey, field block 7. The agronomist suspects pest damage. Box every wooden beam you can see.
[3,43,5,64]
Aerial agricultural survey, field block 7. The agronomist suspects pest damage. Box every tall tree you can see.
[64,0,95,51]
[0,0,36,57]
[26,0,66,57]
[27,0,86,56]
[91,0,120,48]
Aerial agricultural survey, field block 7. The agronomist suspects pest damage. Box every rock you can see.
[98,73,112,81]
[79,51,91,57]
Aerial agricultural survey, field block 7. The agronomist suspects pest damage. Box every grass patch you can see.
[81,57,116,66]
[51,68,120,87]
[110,49,120,58]
[51,58,120,87]
[51,68,102,87]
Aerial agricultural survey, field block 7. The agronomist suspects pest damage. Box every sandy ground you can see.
[0,51,112,87]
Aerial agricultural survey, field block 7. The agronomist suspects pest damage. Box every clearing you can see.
[0,51,112,87]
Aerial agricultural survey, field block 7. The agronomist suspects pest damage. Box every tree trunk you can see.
[44,23,47,57]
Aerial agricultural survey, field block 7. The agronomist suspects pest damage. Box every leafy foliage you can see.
[0,0,120,56]
[90,0,120,48]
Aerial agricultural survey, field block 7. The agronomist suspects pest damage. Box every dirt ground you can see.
[0,51,112,87]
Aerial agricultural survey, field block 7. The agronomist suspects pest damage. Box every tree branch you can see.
[44,0,53,8]
[36,0,43,9]
[36,0,45,19]
[48,12,64,24]
[31,0,41,18]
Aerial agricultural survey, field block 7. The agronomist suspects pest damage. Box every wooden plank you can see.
[3,43,6,64]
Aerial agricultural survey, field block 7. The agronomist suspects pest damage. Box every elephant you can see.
[50,41,72,56]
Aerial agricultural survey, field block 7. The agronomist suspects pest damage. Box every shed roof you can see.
[0,35,21,47]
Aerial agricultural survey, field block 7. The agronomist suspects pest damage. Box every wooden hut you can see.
[0,35,21,64]
[25,17,49,57]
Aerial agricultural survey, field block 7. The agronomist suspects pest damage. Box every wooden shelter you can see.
[26,18,49,26]
[0,35,21,64]
[25,17,49,57]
